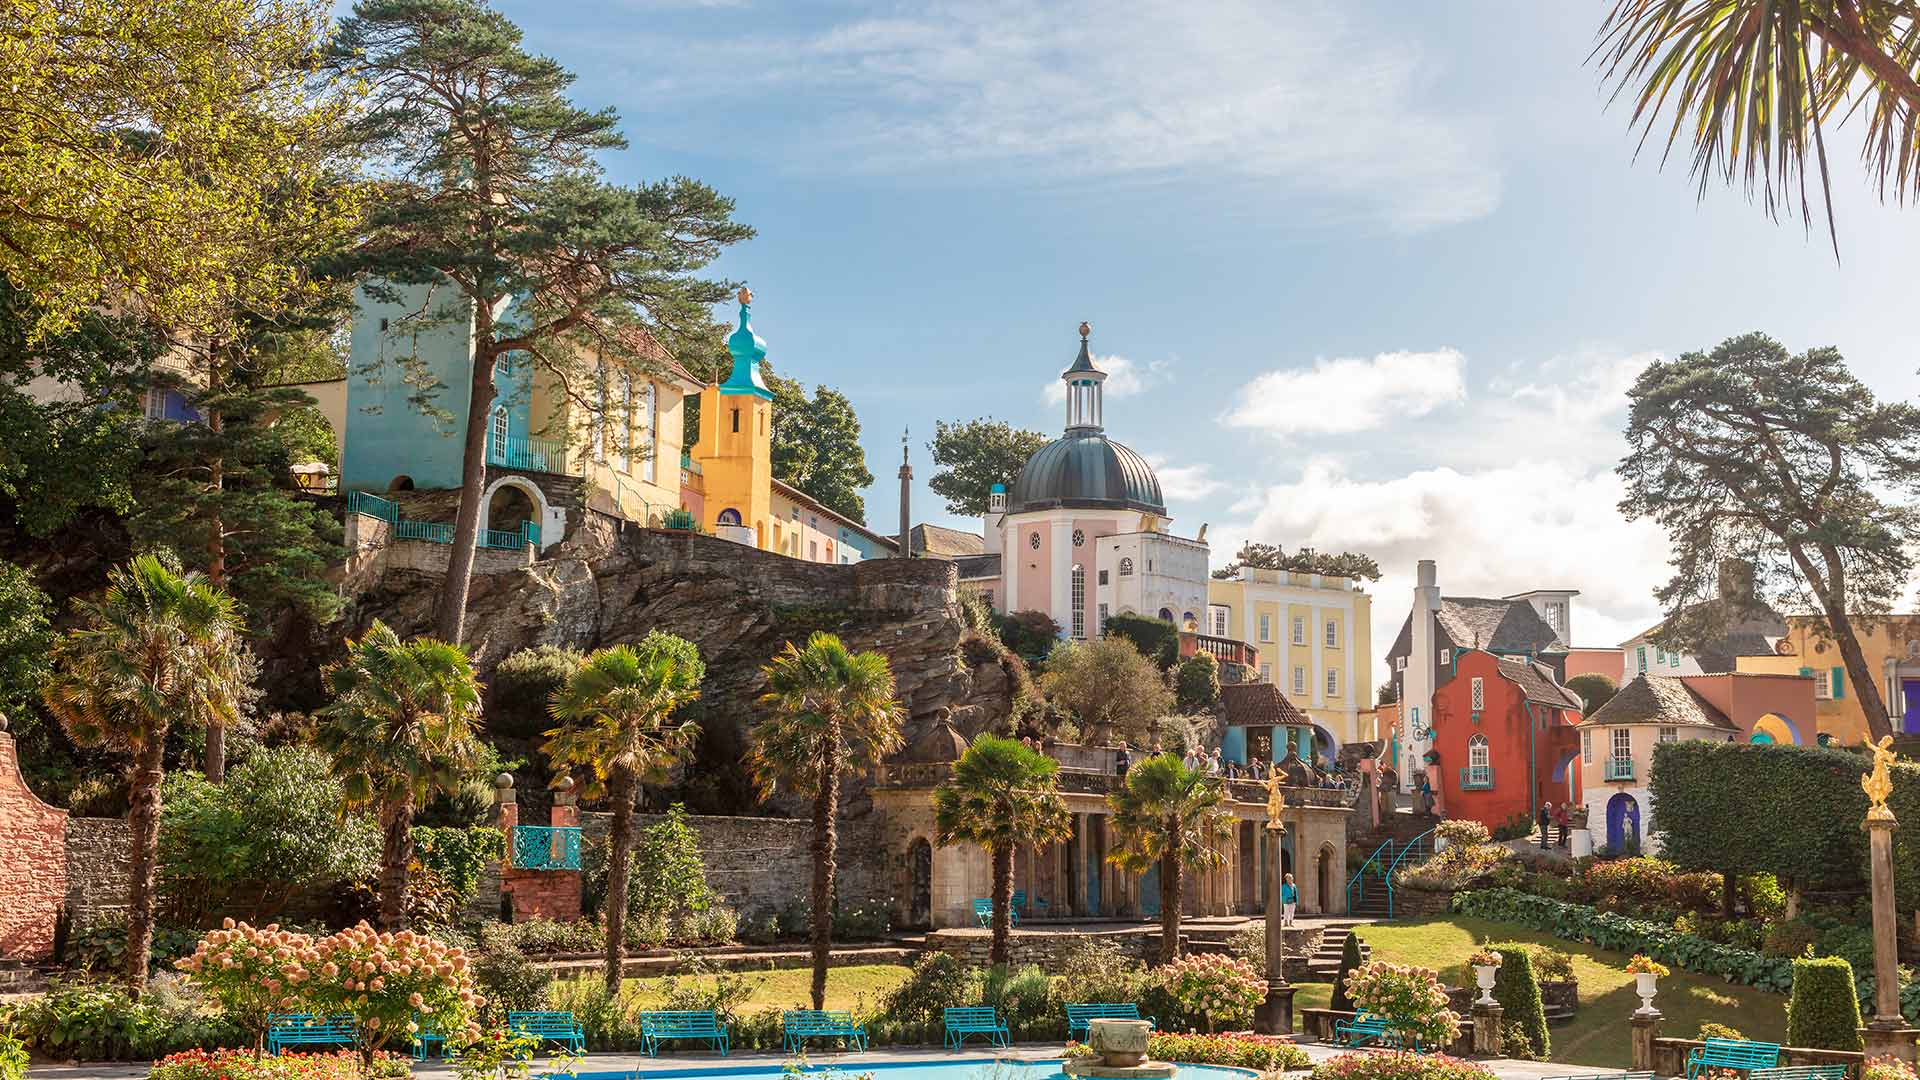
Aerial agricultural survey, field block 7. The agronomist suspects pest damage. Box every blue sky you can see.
[494,0,1920,673]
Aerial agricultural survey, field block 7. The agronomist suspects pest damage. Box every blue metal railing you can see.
[1381,828,1435,917]
[1345,827,1435,918]
[510,825,582,870]
[478,527,520,550]
[1605,757,1635,782]
[1346,835,1395,913]
[346,490,398,522]
[679,451,701,476]
[395,519,454,543]
[662,508,695,530]
[487,433,570,474]
[1460,765,1493,790]
[522,520,540,547]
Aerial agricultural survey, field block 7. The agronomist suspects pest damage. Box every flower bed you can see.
[1308,1051,1496,1080]
[1068,1032,1310,1071]
[148,1049,410,1080]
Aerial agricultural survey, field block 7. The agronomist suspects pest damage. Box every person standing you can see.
[1538,802,1553,849]
[1280,873,1299,927]
[1553,802,1571,848]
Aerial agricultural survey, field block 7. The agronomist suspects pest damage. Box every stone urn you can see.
[1473,964,1499,1005]
[1634,972,1658,1015]
[1089,1018,1151,1066]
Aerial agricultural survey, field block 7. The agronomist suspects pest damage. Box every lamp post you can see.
[1860,737,1919,1062]
[1255,775,1294,1034]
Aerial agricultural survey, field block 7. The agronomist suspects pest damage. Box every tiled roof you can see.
[894,523,987,558]
[1496,657,1584,711]
[1221,682,1309,728]
[1623,600,1785,673]
[769,479,897,551]
[1386,595,1567,660]
[954,553,1001,580]
[1579,674,1736,730]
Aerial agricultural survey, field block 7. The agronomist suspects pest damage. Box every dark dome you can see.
[1006,432,1165,515]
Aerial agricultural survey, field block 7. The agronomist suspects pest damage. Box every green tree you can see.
[1593,0,1920,251]
[1565,674,1619,716]
[1210,542,1382,582]
[768,372,874,524]
[0,0,360,341]
[1105,613,1180,669]
[330,0,751,645]
[41,553,254,994]
[1329,932,1364,1011]
[931,735,1072,967]
[928,418,1051,515]
[1619,333,1920,742]
[1106,753,1234,962]
[1490,942,1549,1058]
[994,610,1061,660]
[0,562,53,723]
[1376,681,1399,707]
[1040,637,1174,745]
[1174,652,1221,713]
[318,620,484,931]
[542,636,705,995]
[746,632,905,1009]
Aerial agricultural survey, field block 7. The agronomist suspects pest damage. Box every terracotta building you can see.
[1429,649,1583,831]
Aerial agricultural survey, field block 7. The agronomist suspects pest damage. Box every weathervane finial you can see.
[738,285,753,306]
[1079,320,1090,341]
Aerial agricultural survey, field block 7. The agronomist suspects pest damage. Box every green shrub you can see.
[147,1048,409,1080]
[472,924,552,1020]
[982,964,1060,1039]
[880,953,976,1031]
[656,960,763,1025]
[1786,955,1864,1051]
[486,645,584,738]
[1330,933,1363,1012]
[1057,937,1147,1006]
[1104,1033,1309,1070]
[1499,1019,1539,1060]
[1103,612,1180,669]
[1489,942,1549,1058]
[11,978,242,1061]
[413,825,506,903]
[834,899,892,940]
[1491,813,1536,842]
[1175,652,1221,712]
[1343,961,1461,1050]
[1576,857,1721,916]
[1698,1022,1746,1040]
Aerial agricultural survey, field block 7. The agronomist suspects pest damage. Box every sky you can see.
[490,0,1920,689]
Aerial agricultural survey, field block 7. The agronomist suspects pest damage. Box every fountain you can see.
[1064,1019,1176,1080]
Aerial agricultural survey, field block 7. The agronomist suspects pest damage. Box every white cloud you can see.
[1222,349,1468,437]
[1042,353,1168,404]
[1149,459,1226,502]
[601,1,1501,230]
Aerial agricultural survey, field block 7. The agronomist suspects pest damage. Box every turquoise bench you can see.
[412,1019,446,1061]
[638,1009,729,1057]
[782,1009,867,1052]
[1065,1004,1154,1039]
[507,1011,586,1054]
[972,898,1019,928]
[1752,1067,1848,1080]
[1334,1012,1420,1050]
[1686,1038,1782,1079]
[943,1006,1010,1049]
[267,1013,355,1055]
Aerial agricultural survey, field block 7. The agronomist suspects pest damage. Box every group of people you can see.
[1537,800,1574,849]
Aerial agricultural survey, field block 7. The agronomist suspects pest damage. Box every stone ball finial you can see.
[494,772,514,789]
[551,774,575,792]
[1078,320,1091,340]
[738,285,753,306]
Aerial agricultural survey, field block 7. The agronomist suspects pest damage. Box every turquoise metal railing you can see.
[477,527,521,550]
[679,451,701,475]
[1346,828,1435,917]
[510,825,582,870]
[662,508,695,530]
[1346,836,1395,913]
[1460,765,1494,790]
[1605,757,1635,782]
[346,490,398,522]
[1381,827,1435,917]
[522,520,540,547]
[487,433,570,474]
[395,519,453,543]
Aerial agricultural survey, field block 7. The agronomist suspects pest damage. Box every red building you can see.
[1430,649,1584,830]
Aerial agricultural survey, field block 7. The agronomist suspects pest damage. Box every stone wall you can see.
[1650,1038,1862,1078]
[0,731,67,960]
[578,809,881,920]
[1391,885,1456,917]
[65,817,132,928]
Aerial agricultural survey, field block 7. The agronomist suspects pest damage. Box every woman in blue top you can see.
[1280,873,1298,927]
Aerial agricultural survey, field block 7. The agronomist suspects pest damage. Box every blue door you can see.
[1606,792,1640,851]
[1904,680,1920,734]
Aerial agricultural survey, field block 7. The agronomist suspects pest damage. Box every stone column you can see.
[1255,824,1294,1034]
[1629,1010,1661,1072]
[1471,1002,1504,1057]
[1862,813,1920,1061]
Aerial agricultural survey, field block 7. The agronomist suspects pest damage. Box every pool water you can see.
[582,1060,1256,1080]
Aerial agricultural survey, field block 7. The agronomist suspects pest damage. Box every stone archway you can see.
[487,482,537,533]
[1315,843,1335,915]
[1606,792,1641,852]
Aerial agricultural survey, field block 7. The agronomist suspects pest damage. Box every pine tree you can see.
[330,0,752,645]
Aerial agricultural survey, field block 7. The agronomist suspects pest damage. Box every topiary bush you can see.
[1330,933,1363,1012]
[1488,942,1548,1059]
[1308,1051,1495,1080]
[1786,955,1864,1051]
[1057,937,1147,1006]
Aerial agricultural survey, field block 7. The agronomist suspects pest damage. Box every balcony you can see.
[510,825,582,870]
[1459,765,1494,790]
[1180,632,1259,670]
[487,432,575,475]
[1605,757,1635,782]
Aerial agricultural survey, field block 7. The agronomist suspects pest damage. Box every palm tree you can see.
[318,620,483,931]
[1106,753,1235,963]
[931,735,1072,968]
[1594,0,1920,251]
[543,634,704,995]
[746,631,904,1010]
[42,552,253,995]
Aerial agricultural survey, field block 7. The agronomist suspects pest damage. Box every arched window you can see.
[489,406,509,463]
[1465,734,1491,788]
[1157,607,1174,623]
[716,508,742,527]
[1070,565,1086,638]
[1118,557,1134,577]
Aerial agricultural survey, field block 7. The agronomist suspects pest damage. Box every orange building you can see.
[1429,649,1584,831]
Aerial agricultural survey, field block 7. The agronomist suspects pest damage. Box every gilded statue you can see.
[1864,734,1897,821]
[1263,771,1287,831]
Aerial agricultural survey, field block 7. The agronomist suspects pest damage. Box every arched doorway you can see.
[387,474,415,492]
[1752,712,1799,745]
[487,482,537,533]
[1605,792,1641,852]
[1158,607,1174,623]
[907,838,932,928]
[716,507,742,527]
[1315,844,1334,914]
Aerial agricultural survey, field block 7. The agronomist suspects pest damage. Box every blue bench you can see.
[972,898,1019,927]
[943,1006,1010,1049]
[638,1009,730,1057]
[1065,1003,1155,1039]
[1334,1012,1417,1050]
[267,1013,356,1055]
[1011,890,1047,919]
[412,1019,447,1061]
[507,1011,586,1054]
[782,1009,867,1052]
[1686,1038,1782,1079]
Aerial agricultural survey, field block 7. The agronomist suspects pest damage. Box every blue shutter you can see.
[1831,667,1845,699]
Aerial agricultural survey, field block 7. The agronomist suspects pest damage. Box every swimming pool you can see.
[581,1059,1257,1080]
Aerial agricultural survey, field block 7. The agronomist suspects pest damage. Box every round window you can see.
[1072,529,1084,547]
[1028,532,1041,550]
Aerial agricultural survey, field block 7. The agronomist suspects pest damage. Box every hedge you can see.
[1490,942,1549,1059]
[1787,956,1863,1051]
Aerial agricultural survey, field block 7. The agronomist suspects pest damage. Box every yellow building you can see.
[1735,614,1920,746]
[1206,567,1374,751]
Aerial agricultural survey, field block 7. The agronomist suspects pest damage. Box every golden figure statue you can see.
[1263,771,1287,831]
[1864,734,1897,821]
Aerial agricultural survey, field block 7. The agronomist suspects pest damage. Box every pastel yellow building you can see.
[1206,567,1374,753]
[1736,614,1920,745]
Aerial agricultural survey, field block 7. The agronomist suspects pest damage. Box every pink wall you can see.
[1565,648,1625,684]
[1014,520,1052,614]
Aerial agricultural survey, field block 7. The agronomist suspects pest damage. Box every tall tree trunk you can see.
[123,723,169,997]
[378,795,414,931]
[1160,842,1182,964]
[809,738,840,1010]
[203,351,226,783]
[1827,602,1893,742]
[989,842,1013,969]
[602,768,636,997]
[434,331,499,645]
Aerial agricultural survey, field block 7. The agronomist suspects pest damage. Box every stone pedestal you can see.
[1471,1002,1504,1057]
[1255,823,1293,1035]
[1862,1022,1920,1065]
[1630,1011,1661,1072]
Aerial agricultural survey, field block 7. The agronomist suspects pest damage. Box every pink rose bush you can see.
[1162,953,1266,1032]
[1341,961,1462,1050]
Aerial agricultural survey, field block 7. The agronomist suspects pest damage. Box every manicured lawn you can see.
[607,963,914,1013]
[1296,916,1786,1068]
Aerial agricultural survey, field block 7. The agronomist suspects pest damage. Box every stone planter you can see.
[1634,972,1658,1015]
[1473,964,1499,1005]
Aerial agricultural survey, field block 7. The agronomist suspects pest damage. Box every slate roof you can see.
[954,553,1002,580]
[894,523,987,559]
[1387,595,1568,660]
[1496,657,1584,711]
[1220,682,1310,728]
[1579,674,1736,730]
[1623,600,1785,673]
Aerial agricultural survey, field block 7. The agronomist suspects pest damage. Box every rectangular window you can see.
[1612,727,1632,760]
[593,364,608,460]
[1439,648,1451,666]
[1260,663,1272,682]
[1259,614,1272,642]
[1582,730,1592,763]
[1291,617,1305,645]
[619,374,634,473]
[1395,656,1407,671]
[1326,619,1339,648]
[730,407,740,434]
[1636,645,1647,673]
[1470,677,1484,712]
[641,383,657,483]
[1326,668,1339,697]
[1098,569,1109,586]
[808,541,819,561]
[1293,666,1306,695]
[1071,567,1086,638]
[1098,603,1109,634]
[1209,605,1230,637]
[1658,725,1677,744]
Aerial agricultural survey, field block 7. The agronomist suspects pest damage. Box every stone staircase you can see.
[1346,810,1440,918]
[1305,921,1371,978]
